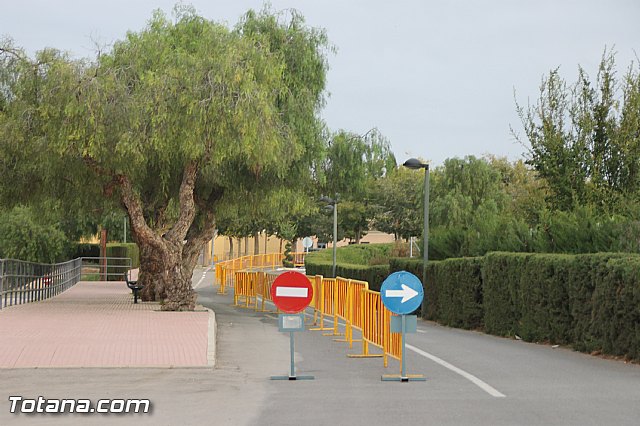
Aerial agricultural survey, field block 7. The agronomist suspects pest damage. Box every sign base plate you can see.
[271,375,315,381]
[381,374,426,382]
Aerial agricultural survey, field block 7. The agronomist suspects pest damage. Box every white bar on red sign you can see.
[275,287,309,298]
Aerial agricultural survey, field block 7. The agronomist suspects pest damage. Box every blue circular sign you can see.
[380,271,424,315]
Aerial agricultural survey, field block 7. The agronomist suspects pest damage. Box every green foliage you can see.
[100,212,133,243]
[426,156,536,259]
[389,257,482,328]
[482,252,575,341]
[106,243,140,267]
[387,154,640,260]
[105,243,141,281]
[215,8,332,241]
[306,243,393,266]
[0,206,71,263]
[0,7,332,307]
[516,50,640,214]
[322,128,395,196]
[372,165,423,239]
[481,252,530,336]
[320,128,396,242]
[71,243,101,259]
[482,252,640,359]
[283,241,294,268]
[588,257,640,357]
[1,6,331,226]
[531,207,623,253]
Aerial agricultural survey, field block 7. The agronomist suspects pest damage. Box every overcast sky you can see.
[2,1,639,166]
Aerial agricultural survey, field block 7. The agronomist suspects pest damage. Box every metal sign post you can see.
[271,313,314,381]
[270,273,315,381]
[380,271,426,382]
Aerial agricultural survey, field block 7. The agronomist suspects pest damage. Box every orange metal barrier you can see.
[256,272,277,312]
[333,278,355,346]
[234,271,257,308]
[308,275,323,326]
[214,254,405,370]
[358,289,402,366]
[345,279,385,360]
[215,253,285,295]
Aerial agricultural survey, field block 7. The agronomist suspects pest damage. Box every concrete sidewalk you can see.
[0,281,214,368]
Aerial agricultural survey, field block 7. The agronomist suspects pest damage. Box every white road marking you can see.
[261,298,503,397]
[194,267,211,289]
[416,329,427,334]
[406,344,506,398]
[275,287,308,298]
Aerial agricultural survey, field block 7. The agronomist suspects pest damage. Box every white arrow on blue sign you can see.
[380,271,424,315]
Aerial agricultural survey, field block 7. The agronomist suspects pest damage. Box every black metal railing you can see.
[0,257,133,309]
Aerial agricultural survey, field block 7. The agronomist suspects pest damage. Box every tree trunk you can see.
[264,233,268,253]
[133,230,197,310]
[161,240,197,311]
[244,236,249,256]
[228,237,233,260]
[118,162,200,311]
[138,242,167,301]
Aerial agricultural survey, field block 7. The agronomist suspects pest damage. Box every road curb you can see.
[206,307,217,367]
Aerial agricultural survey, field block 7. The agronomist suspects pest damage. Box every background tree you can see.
[321,128,395,243]
[0,206,71,263]
[0,6,330,310]
[371,165,423,240]
[515,50,640,215]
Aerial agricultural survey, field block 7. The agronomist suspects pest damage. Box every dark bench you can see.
[124,271,144,304]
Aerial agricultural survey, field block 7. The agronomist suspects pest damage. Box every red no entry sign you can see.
[271,271,314,314]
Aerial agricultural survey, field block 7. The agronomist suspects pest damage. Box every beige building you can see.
[199,230,395,265]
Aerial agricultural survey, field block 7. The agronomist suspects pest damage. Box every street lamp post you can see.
[403,158,429,286]
[320,195,338,278]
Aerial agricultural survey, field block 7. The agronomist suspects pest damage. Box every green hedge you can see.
[393,252,640,361]
[305,259,389,291]
[589,257,640,358]
[106,243,140,280]
[71,243,101,259]
[481,252,636,347]
[309,246,640,360]
[390,257,482,329]
[481,252,530,337]
[305,244,393,290]
[306,244,393,266]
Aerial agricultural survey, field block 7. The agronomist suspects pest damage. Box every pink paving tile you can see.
[0,281,210,368]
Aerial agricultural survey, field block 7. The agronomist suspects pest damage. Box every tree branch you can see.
[118,174,164,251]
[182,209,217,272]
[165,160,199,242]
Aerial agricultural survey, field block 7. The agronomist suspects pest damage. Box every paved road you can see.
[196,267,640,425]
[1,266,639,425]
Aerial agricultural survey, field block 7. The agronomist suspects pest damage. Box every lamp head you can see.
[319,195,336,205]
[402,158,428,170]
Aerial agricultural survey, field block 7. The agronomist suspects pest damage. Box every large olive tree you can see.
[0,7,330,310]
